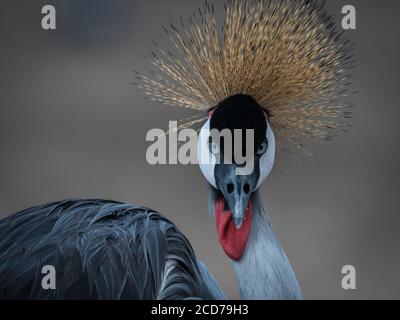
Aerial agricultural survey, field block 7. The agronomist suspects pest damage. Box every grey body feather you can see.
[0,199,225,300]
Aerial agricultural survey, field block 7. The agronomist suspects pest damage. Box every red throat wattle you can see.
[214,196,253,261]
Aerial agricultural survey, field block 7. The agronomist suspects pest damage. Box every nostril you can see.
[243,183,250,194]
[227,183,234,194]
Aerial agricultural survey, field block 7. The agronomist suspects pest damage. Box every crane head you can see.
[197,94,275,260]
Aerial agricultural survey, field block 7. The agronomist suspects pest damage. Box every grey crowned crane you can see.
[0,0,352,300]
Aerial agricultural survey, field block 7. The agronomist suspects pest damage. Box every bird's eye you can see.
[209,140,220,155]
[257,140,268,155]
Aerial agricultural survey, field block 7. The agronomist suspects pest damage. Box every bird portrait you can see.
[0,0,358,301]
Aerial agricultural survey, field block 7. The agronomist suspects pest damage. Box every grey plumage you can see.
[0,199,225,300]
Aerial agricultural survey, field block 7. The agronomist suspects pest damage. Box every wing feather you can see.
[0,199,224,300]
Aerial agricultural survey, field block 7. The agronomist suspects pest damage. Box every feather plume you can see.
[135,0,354,162]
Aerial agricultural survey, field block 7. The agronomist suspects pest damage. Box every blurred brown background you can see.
[0,0,399,299]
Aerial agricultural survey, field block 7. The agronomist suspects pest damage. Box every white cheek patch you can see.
[256,123,275,190]
[197,119,275,190]
[197,119,217,188]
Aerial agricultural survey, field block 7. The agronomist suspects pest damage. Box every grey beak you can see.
[216,164,255,229]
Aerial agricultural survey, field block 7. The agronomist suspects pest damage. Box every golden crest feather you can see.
[135,0,354,164]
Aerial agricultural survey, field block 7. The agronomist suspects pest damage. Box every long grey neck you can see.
[231,192,302,300]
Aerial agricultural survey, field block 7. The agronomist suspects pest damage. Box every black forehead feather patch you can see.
[210,94,267,151]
